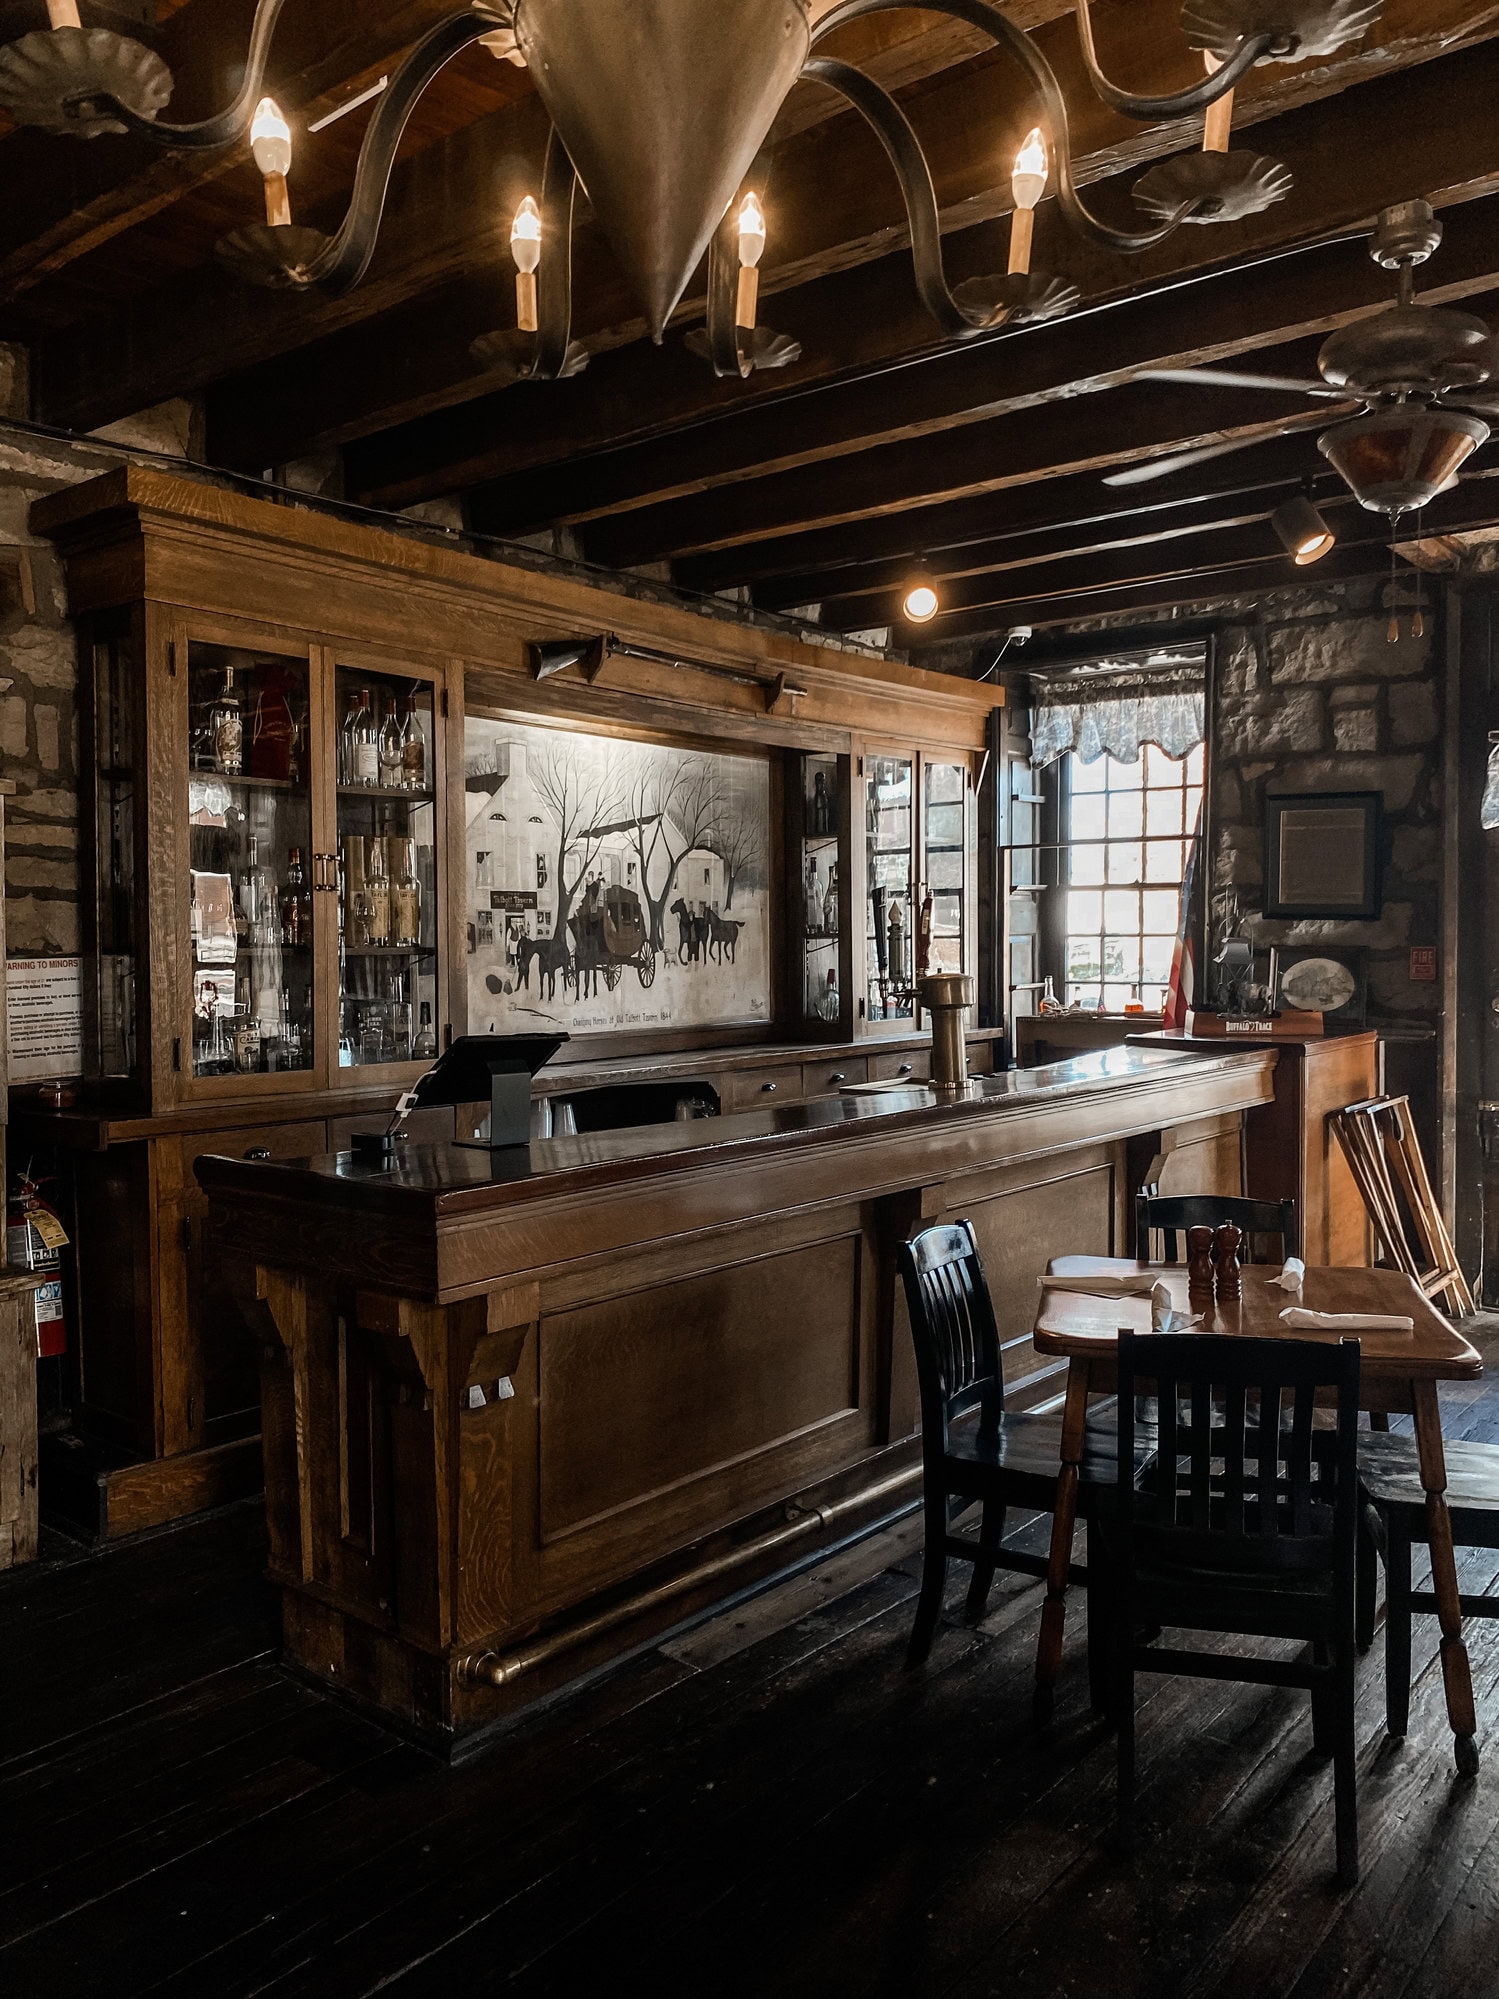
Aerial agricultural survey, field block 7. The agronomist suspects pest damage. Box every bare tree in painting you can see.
[708,812,765,911]
[623,750,726,948]
[529,737,628,940]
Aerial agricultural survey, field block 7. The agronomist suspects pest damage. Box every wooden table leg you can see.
[1412,1380,1480,1775]
[1035,1358,1092,1723]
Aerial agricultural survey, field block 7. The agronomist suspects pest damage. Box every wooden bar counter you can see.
[198,1043,1276,1749]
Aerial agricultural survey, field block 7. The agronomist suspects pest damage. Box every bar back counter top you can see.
[198,1044,1275,1747]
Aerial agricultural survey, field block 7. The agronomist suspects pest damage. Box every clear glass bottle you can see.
[804,855,820,937]
[819,968,840,1023]
[353,690,380,787]
[280,847,310,949]
[400,691,427,793]
[239,835,278,946]
[340,686,363,785]
[210,665,243,776]
[823,862,839,939]
[365,838,391,945]
[414,999,437,1060]
[391,839,422,948]
[378,698,404,789]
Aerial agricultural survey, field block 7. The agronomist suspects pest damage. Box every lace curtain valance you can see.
[1029,667,1206,769]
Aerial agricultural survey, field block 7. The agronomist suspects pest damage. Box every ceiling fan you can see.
[1105,200,1499,516]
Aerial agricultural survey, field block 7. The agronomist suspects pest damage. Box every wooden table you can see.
[1033,1256,1485,1772]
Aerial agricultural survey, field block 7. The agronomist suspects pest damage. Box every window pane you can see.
[1107,841,1142,885]
[1102,982,1133,1011]
[1146,788,1183,837]
[1145,840,1183,883]
[1142,936,1174,985]
[1071,754,1108,793]
[1070,792,1107,840]
[1067,936,1101,980]
[1143,888,1181,933]
[1144,743,1177,786]
[1104,888,1139,931]
[1068,889,1103,933]
[1105,936,1141,981]
[1108,789,1143,839]
[1109,753,1143,786]
[1070,842,1106,885]
[1185,787,1203,829]
[1186,744,1205,784]
[1068,982,1102,1008]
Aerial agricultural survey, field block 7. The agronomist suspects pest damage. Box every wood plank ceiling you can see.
[5,0,1499,645]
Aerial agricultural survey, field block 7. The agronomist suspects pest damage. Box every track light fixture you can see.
[1271,488,1336,565]
[901,571,941,625]
[0,0,1390,388]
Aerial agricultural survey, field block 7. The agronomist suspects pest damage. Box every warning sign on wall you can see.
[6,956,84,1082]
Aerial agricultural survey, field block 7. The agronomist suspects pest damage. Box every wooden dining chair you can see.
[1103,1330,1363,1889]
[1358,1429,1499,1742]
[1134,1192,1298,1265]
[896,1220,1154,1681]
[1330,1098,1474,1317]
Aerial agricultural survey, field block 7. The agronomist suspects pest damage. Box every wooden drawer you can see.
[178,1120,329,1178]
[966,1040,996,1078]
[869,1048,930,1084]
[802,1056,869,1098]
[724,1065,804,1113]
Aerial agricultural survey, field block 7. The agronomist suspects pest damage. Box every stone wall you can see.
[1209,578,1441,1027]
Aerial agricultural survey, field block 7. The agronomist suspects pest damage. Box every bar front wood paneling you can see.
[199,1043,1276,1748]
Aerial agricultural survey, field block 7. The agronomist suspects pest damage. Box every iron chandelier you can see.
[0,0,1385,383]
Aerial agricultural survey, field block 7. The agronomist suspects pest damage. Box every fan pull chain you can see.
[1388,524,1400,644]
[1412,509,1426,640]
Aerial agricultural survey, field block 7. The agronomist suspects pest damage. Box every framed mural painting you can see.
[1263,790,1383,921]
[465,716,773,1036]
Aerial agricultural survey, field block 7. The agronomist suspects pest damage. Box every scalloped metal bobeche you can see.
[1180,0,1384,62]
[214,225,332,292]
[952,269,1081,326]
[0,26,171,137]
[469,328,592,381]
[1132,149,1293,225]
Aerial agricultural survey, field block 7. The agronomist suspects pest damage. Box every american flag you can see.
[1163,803,1204,1031]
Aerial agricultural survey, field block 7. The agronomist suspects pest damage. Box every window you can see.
[1061,742,1203,1011]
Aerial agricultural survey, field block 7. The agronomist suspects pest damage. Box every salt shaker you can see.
[1186,1225,1216,1294]
[1213,1222,1243,1300]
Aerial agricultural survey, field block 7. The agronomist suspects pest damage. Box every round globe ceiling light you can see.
[1318,405,1489,515]
[902,575,941,624]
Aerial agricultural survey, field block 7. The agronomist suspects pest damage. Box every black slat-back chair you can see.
[897,1220,1152,1679]
[1105,1331,1362,1889]
[1135,1193,1298,1266]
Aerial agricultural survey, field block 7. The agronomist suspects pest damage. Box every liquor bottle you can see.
[365,838,392,945]
[804,854,820,937]
[339,686,363,785]
[210,665,243,776]
[888,896,905,985]
[823,862,839,939]
[400,692,427,792]
[238,835,277,945]
[352,690,379,787]
[280,848,310,948]
[391,839,422,947]
[378,697,404,788]
[819,968,840,1023]
[413,999,437,1060]
[280,985,302,1067]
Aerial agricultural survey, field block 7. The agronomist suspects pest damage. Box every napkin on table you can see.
[1271,1257,1306,1293]
[1278,1306,1414,1334]
[1039,1273,1200,1333]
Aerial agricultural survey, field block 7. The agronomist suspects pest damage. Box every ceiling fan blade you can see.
[1136,366,1347,400]
[1103,432,1297,488]
[1444,395,1499,420]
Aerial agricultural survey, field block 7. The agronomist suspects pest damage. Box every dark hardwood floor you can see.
[7,1326,1499,1999]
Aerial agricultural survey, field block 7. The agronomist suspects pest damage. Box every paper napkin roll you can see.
[1278,1306,1414,1334]
[1038,1272,1160,1298]
[1271,1257,1306,1293]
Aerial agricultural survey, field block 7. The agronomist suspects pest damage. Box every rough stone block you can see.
[1388,678,1439,748]
[0,692,27,758]
[33,703,59,772]
[1256,902,1413,952]
[1270,754,1425,811]
[1217,689,1324,757]
[1269,621,1433,683]
[5,894,79,956]
[2,624,76,689]
[1367,955,1439,1016]
[1331,705,1379,753]
[1391,824,1440,882]
[1329,683,1382,706]
[6,854,76,892]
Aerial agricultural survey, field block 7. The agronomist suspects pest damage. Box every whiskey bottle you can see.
[352,691,379,787]
[400,692,426,793]
[391,840,422,948]
[378,698,404,788]
[210,665,243,776]
[365,838,392,945]
[339,685,362,785]
[280,848,310,949]
[413,999,437,1060]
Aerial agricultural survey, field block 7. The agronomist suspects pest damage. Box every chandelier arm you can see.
[292,9,516,295]
[808,0,1190,254]
[801,57,997,337]
[1071,0,1279,120]
[529,125,580,380]
[85,0,291,149]
[704,211,747,377]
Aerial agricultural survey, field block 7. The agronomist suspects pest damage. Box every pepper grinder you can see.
[1186,1225,1216,1295]
[1213,1222,1243,1300]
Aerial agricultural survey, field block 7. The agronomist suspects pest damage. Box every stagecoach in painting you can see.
[581,881,657,989]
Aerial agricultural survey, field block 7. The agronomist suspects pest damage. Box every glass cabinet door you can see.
[865,753,916,1026]
[333,661,440,1073]
[186,638,317,1085]
[799,750,845,1026]
[922,761,970,979]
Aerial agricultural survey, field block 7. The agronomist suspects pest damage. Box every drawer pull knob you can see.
[829,1072,847,1085]
[762,1081,778,1093]
[898,1063,914,1076]
[244,1147,272,1161]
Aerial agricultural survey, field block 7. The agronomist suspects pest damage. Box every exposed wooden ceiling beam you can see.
[330,7,1499,509]
[39,0,1496,440]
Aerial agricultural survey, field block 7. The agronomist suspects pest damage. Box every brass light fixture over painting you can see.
[0,0,1385,384]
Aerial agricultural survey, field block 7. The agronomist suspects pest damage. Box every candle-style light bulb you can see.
[1009,126,1049,276]
[46,2,83,27]
[1202,50,1234,154]
[250,97,293,228]
[511,194,542,333]
[736,190,766,330]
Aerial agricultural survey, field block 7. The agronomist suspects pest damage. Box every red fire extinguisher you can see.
[7,1170,69,1359]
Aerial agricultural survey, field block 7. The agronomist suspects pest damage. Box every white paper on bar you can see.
[1271,1257,1306,1293]
[1278,1306,1415,1334]
[1039,1272,1160,1298]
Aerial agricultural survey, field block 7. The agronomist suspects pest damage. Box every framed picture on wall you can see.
[1274,947,1368,1029]
[1263,790,1383,920]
